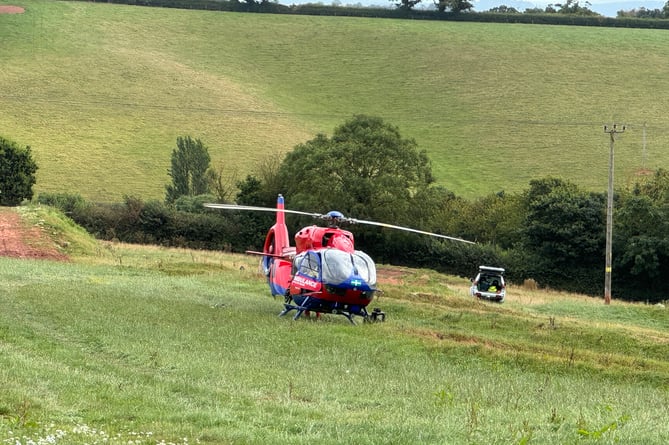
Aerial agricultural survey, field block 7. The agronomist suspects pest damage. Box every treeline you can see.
[77,0,669,30]
[37,116,669,304]
[37,173,669,303]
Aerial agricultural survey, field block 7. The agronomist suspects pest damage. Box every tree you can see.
[520,177,606,292]
[523,178,605,263]
[231,174,276,250]
[612,169,669,300]
[434,0,473,12]
[0,136,38,206]
[394,0,422,10]
[615,194,668,279]
[546,0,599,15]
[206,161,238,204]
[249,152,285,205]
[488,5,519,13]
[165,136,212,204]
[629,167,669,201]
[276,115,434,226]
[617,7,664,18]
[454,191,525,249]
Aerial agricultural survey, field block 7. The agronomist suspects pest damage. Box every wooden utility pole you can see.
[603,124,625,305]
[642,122,647,169]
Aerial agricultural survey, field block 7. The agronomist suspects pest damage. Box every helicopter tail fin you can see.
[262,194,291,257]
[260,195,294,297]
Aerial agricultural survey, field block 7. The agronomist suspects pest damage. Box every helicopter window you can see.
[352,251,376,285]
[296,251,321,279]
[321,249,376,286]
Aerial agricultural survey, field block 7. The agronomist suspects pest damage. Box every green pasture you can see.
[2,1,669,201]
[1,206,668,444]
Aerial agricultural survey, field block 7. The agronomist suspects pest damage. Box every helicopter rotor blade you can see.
[349,218,476,244]
[204,202,475,244]
[204,203,322,219]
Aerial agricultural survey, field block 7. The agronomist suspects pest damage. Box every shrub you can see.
[0,136,38,206]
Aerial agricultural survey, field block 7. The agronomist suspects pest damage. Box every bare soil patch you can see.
[0,5,25,14]
[377,267,406,285]
[0,208,68,261]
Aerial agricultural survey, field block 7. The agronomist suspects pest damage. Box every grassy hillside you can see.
[1,206,668,444]
[2,1,669,202]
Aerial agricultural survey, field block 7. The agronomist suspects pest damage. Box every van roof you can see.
[479,265,505,274]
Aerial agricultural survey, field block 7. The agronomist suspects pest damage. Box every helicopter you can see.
[205,195,474,324]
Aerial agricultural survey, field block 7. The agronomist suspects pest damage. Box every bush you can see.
[0,136,38,206]
[37,192,89,214]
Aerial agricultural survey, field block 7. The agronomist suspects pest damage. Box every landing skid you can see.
[279,296,385,324]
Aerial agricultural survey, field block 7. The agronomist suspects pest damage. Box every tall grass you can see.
[1,207,668,444]
[2,1,669,201]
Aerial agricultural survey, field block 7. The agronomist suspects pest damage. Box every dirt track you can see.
[0,208,68,260]
[0,5,25,14]
[1,5,63,260]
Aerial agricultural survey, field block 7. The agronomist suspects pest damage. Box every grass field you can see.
[1,206,668,444]
[2,1,669,201]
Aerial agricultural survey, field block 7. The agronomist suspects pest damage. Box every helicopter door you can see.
[295,251,321,280]
[291,251,322,294]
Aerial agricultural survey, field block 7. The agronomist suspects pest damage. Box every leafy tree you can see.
[250,152,285,204]
[0,136,38,206]
[233,153,285,208]
[523,178,605,264]
[276,115,434,227]
[173,194,218,213]
[453,191,525,249]
[231,153,293,250]
[520,177,605,292]
[424,188,470,238]
[233,174,276,250]
[488,5,519,13]
[613,169,669,300]
[236,175,266,206]
[165,136,212,204]
[629,167,669,201]
[434,0,473,12]
[394,0,422,10]
[617,7,664,18]
[546,0,599,15]
[408,185,459,232]
[615,194,667,277]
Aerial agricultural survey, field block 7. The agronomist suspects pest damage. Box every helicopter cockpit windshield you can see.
[321,248,377,287]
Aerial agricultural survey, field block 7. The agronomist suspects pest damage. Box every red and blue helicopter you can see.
[205,195,474,324]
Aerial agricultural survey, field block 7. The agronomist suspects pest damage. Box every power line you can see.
[3,93,669,135]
